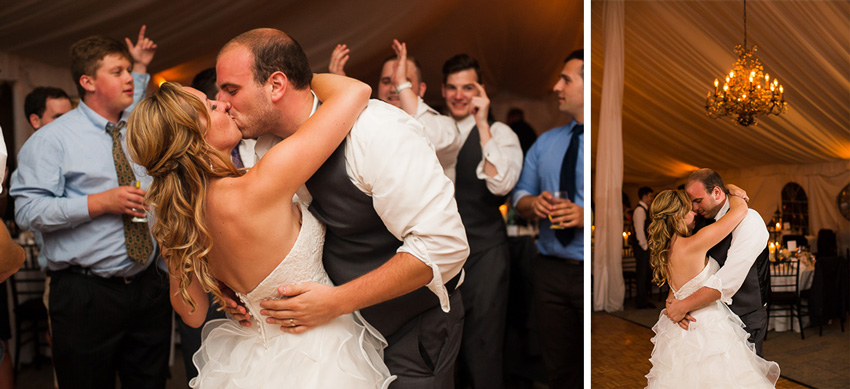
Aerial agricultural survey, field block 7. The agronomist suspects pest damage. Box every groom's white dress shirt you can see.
[255,97,468,312]
[411,97,462,182]
[711,198,769,304]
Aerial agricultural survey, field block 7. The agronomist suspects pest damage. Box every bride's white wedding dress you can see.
[646,258,780,388]
[189,202,395,388]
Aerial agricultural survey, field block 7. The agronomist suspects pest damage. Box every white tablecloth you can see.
[768,259,815,333]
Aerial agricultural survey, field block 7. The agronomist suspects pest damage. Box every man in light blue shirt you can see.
[10,30,171,389]
[512,49,584,388]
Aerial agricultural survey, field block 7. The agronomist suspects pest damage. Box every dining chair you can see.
[766,258,805,340]
[782,234,808,249]
[816,229,837,256]
[621,247,636,300]
[8,242,49,372]
[803,255,847,336]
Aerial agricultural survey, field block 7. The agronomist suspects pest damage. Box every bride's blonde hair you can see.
[647,190,692,286]
[126,82,241,311]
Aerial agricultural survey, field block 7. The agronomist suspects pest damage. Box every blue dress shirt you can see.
[512,121,584,261]
[11,73,156,278]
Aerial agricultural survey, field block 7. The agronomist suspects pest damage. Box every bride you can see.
[644,188,779,388]
[126,75,394,388]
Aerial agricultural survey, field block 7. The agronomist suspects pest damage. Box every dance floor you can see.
[591,312,810,388]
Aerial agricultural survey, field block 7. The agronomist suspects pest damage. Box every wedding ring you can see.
[289,318,295,327]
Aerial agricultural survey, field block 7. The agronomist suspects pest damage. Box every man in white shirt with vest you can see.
[217,28,469,388]
[441,53,523,389]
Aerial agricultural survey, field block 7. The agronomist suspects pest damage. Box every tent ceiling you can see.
[591,0,850,186]
[0,0,582,129]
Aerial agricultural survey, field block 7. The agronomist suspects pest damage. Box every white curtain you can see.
[593,0,625,312]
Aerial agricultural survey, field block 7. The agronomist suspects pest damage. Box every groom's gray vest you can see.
[696,217,770,317]
[305,138,455,338]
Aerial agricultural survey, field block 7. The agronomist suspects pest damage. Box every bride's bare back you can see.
[203,174,302,295]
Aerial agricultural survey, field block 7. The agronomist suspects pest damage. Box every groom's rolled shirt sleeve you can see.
[713,209,769,303]
[346,104,469,312]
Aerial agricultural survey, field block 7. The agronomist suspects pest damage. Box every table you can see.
[768,258,815,333]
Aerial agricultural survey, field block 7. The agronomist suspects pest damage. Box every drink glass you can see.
[132,180,148,223]
[549,191,569,229]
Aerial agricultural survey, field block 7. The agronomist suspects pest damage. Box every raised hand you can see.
[125,25,157,74]
[391,39,408,87]
[328,44,349,76]
[470,81,490,125]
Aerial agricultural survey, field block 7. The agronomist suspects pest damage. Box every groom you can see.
[216,29,468,387]
[665,168,770,356]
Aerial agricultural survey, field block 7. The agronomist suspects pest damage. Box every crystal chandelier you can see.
[705,0,787,127]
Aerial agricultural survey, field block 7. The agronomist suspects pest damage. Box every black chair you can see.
[782,234,808,249]
[766,258,805,339]
[8,242,49,372]
[622,247,636,299]
[803,255,847,336]
[816,229,837,256]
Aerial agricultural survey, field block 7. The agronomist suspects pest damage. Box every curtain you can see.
[593,0,625,312]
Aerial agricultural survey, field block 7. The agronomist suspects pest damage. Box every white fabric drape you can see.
[593,0,625,313]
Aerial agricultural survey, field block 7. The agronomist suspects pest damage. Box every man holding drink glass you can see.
[512,49,585,388]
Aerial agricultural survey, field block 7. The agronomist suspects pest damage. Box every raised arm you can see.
[247,74,370,199]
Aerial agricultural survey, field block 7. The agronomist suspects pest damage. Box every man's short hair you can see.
[382,54,423,83]
[70,36,133,98]
[191,68,219,100]
[687,168,727,195]
[638,186,654,199]
[223,28,312,90]
[24,87,70,119]
[441,54,481,84]
[565,49,584,79]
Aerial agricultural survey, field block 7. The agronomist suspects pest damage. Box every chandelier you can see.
[705,0,787,127]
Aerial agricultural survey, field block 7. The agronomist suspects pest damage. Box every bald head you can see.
[220,28,312,89]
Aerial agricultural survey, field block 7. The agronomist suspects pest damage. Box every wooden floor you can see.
[591,312,808,388]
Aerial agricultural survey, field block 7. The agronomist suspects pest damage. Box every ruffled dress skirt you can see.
[645,302,780,388]
[189,312,395,389]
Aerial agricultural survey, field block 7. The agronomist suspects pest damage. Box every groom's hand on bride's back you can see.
[259,282,344,334]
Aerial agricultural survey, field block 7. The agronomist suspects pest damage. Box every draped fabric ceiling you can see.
[591,0,850,311]
[591,0,850,185]
[0,0,582,154]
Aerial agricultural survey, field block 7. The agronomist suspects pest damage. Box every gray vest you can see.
[454,123,507,254]
[305,138,444,337]
[697,217,770,316]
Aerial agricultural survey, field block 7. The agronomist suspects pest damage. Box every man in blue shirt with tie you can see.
[10,30,171,388]
[512,49,585,388]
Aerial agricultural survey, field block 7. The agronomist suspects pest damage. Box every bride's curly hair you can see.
[126,82,241,312]
[647,190,693,287]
